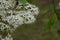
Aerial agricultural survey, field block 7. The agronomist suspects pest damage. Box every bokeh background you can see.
[12,0,59,40]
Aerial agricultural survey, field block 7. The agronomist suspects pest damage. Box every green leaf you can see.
[45,14,57,29]
[19,0,27,4]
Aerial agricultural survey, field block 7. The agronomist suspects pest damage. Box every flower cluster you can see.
[0,0,39,40]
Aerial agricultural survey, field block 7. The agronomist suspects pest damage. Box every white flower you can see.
[24,3,39,15]
[6,15,24,28]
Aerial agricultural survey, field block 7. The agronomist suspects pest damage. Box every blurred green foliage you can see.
[45,14,57,30]
[19,0,27,4]
[19,0,33,4]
